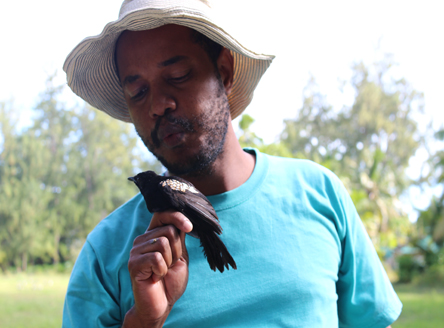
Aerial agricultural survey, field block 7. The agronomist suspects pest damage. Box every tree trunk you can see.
[21,252,27,272]
[53,231,60,265]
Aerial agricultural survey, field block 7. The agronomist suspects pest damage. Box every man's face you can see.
[115,25,231,176]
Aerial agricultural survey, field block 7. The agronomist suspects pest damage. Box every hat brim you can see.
[63,6,274,122]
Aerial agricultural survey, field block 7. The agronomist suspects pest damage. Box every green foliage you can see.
[397,255,422,283]
[419,130,444,246]
[411,245,444,286]
[237,114,293,158]
[414,264,444,287]
[0,77,159,270]
[238,114,264,149]
[236,57,427,261]
[279,59,423,252]
[238,57,439,284]
[0,103,52,270]
[411,128,444,276]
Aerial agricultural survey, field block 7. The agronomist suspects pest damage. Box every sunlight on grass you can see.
[1,273,443,327]
[393,284,444,328]
[0,272,70,328]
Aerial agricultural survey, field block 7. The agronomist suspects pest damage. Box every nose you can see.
[149,86,176,119]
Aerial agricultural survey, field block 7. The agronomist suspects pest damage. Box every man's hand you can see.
[122,211,193,328]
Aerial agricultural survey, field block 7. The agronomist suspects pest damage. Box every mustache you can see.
[151,111,195,148]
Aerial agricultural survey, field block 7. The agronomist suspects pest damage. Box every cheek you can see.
[190,71,221,95]
[128,104,147,122]
[186,82,221,113]
[128,104,151,127]
[131,114,155,143]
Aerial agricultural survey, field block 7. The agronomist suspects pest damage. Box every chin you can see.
[155,144,222,177]
[161,154,214,177]
[140,108,229,177]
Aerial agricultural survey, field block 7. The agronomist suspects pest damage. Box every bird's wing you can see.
[160,176,222,235]
[180,194,222,234]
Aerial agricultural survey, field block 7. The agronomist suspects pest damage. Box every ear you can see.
[216,48,234,95]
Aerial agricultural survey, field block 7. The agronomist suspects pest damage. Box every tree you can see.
[0,102,52,270]
[237,114,293,158]
[29,77,76,265]
[28,77,159,265]
[0,76,161,271]
[414,128,444,270]
[66,104,151,243]
[280,58,424,252]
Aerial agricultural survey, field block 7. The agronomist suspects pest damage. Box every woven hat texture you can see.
[63,0,275,122]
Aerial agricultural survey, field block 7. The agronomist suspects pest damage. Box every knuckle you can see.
[132,234,145,246]
[152,251,164,265]
[157,236,169,249]
[127,257,138,273]
[165,225,179,238]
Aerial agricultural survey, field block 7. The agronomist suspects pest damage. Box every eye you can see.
[169,71,191,83]
[130,86,148,101]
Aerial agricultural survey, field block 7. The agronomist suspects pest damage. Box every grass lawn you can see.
[0,272,70,328]
[393,284,444,328]
[1,273,443,327]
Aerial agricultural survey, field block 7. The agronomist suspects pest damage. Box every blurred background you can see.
[1,0,443,327]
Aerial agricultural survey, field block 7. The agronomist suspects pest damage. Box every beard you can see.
[137,80,231,178]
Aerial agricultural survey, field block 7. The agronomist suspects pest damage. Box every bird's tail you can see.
[199,232,237,272]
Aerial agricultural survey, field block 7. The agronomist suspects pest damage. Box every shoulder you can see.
[259,153,355,231]
[262,153,345,193]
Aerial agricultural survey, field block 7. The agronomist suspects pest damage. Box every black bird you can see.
[128,170,237,272]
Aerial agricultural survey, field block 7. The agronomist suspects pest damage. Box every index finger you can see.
[147,210,193,234]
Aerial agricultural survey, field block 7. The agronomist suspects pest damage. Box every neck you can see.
[171,123,255,196]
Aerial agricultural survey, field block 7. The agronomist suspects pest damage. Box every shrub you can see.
[397,254,422,283]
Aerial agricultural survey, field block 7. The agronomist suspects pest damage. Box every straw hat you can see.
[63,0,275,123]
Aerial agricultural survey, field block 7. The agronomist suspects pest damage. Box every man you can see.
[63,1,402,327]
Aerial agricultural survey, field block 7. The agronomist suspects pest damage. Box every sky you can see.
[1,0,444,215]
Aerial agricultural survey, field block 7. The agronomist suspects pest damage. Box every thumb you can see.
[148,211,193,234]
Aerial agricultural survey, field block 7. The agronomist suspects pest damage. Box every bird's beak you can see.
[128,177,136,182]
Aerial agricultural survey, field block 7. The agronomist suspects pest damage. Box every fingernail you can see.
[184,219,193,232]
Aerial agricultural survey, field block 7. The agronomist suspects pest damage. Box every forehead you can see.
[115,25,200,66]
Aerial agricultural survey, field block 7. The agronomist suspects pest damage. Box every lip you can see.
[157,124,186,148]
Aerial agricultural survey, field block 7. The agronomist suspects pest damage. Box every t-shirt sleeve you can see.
[63,240,123,328]
[333,178,403,328]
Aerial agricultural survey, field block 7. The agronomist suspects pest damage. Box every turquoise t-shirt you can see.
[63,149,402,327]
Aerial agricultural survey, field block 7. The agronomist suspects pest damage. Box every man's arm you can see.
[330,171,402,327]
[63,241,122,327]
